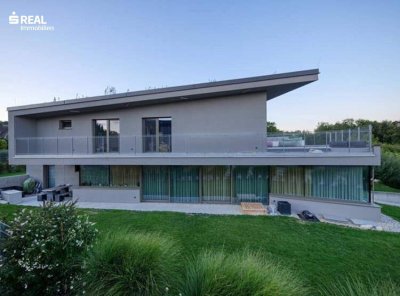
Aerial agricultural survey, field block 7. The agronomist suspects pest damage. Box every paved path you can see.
[11,197,400,233]
[19,196,242,215]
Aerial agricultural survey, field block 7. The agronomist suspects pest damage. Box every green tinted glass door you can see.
[142,166,169,201]
[170,166,199,203]
[234,166,268,203]
[201,166,231,202]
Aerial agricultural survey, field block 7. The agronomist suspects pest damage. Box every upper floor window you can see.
[93,119,120,153]
[59,120,72,130]
[143,117,171,152]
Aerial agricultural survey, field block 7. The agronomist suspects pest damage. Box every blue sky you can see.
[0,0,399,130]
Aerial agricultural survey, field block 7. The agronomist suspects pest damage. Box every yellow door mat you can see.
[240,202,267,215]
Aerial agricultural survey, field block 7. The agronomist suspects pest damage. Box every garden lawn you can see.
[380,204,400,222]
[374,182,400,193]
[0,171,26,177]
[1,204,400,295]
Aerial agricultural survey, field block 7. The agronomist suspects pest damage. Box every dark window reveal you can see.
[143,117,171,152]
[59,120,72,130]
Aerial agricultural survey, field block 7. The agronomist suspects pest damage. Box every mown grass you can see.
[374,182,400,193]
[0,171,26,177]
[1,204,399,295]
[380,204,400,222]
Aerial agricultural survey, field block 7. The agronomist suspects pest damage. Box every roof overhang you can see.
[8,69,319,118]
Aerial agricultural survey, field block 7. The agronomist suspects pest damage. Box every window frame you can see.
[93,119,120,153]
[59,120,72,130]
[142,117,172,153]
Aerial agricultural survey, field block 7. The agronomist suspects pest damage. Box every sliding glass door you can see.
[142,166,170,201]
[143,118,171,152]
[170,166,200,203]
[202,166,231,202]
[234,166,268,203]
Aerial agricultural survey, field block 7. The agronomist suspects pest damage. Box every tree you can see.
[266,121,281,133]
[0,139,7,150]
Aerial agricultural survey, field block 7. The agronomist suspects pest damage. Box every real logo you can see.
[8,11,54,31]
[9,11,19,25]
[9,11,48,25]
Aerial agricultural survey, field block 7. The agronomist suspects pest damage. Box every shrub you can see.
[382,143,400,154]
[0,202,97,296]
[319,275,400,296]
[375,151,400,189]
[0,139,7,150]
[84,232,182,296]
[181,251,307,296]
[23,178,36,194]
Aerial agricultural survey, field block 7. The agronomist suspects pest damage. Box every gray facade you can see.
[7,69,382,220]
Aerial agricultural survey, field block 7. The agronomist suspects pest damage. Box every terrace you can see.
[14,126,373,156]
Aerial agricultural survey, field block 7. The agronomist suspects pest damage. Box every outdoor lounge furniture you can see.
[2,190,23,204]
[37,184,73,202]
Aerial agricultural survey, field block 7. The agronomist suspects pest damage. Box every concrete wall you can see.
[26,165,79,188]
[35,92,266,138]
[26,165,44,184]
[11,92,267,158]
[55,165,79,187]
[374,192,400,205]
[73,188,140,203]
[270,194,381,221]
[0,174,29,188]
[9,116,37,158]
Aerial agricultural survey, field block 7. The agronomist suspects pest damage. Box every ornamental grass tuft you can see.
[319,275,400,296]
[181,250,307,296]
[84,232,182,296]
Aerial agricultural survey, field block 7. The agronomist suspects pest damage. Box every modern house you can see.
[7,69,381,220]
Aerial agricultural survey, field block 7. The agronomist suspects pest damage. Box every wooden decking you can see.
[240,202,267,215]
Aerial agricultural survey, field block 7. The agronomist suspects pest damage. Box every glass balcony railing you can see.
[14,126,373,156]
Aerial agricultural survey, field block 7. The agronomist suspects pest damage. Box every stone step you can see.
[240,202,267,215]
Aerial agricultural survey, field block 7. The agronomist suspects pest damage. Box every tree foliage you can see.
[266,121,281,133]
[0,139,7,150]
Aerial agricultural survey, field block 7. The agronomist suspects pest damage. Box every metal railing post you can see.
[325,131,328,150]
[368,124,372,152]
[348,129,351,152]
[133,136,136,154]
[72,137,74,155]
[56,137,59,154]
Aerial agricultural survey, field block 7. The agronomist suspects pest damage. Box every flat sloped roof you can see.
[9,69,319,118]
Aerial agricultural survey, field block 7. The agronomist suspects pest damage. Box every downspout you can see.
[371,166,375,204]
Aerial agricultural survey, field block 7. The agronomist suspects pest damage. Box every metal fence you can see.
[266,126,372,153]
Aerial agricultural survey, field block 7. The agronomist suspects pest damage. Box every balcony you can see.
[14,126,373,156]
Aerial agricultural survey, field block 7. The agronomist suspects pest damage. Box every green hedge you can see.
[375,151,400,189]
